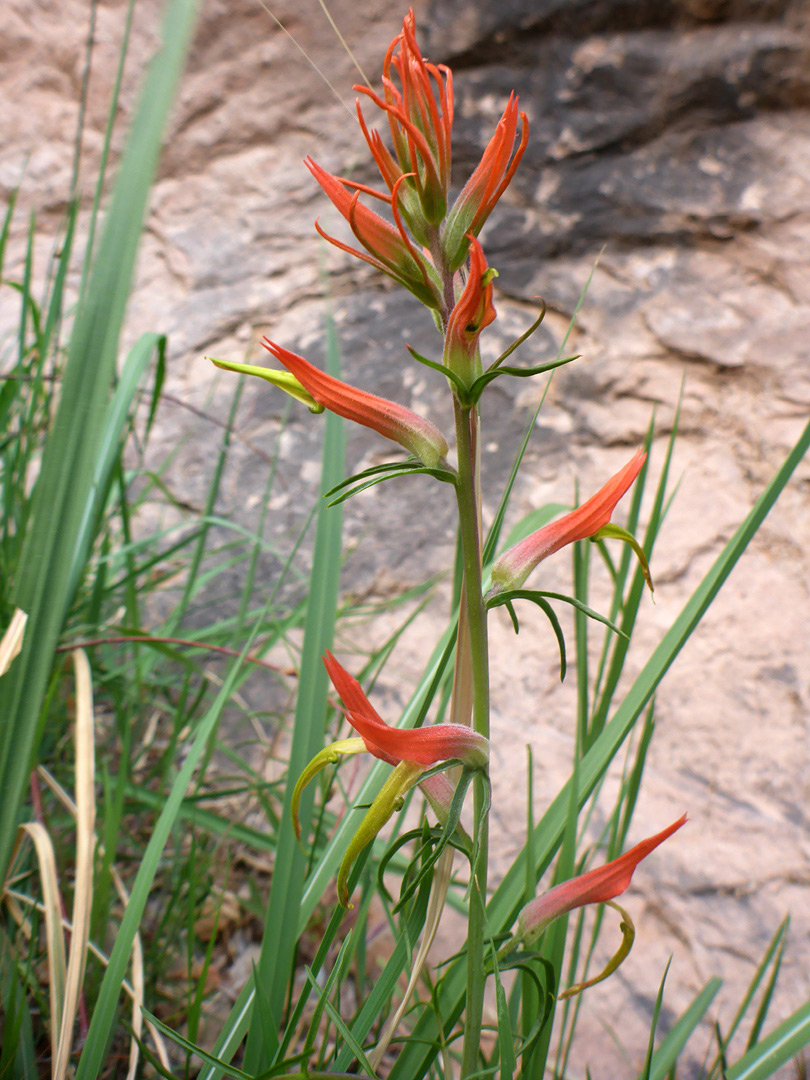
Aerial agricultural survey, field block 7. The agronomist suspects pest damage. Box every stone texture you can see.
[2,0,810,1074]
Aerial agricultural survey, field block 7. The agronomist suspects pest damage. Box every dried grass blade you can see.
[54,651,96,1079]
[18,823,66,1067]
[0,609,27,676]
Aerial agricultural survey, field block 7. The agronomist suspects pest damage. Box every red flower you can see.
[355,9,453,230]
[517,815,687,947]
[262,339,449,468]
[443,92,529,272]
[291,652,487,906]
[490,449,646,593]
[305,157,441,309]
[323,651,488,769]
[443,236,498,384]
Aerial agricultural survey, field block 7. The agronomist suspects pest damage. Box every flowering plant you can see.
[212,10,684,1076]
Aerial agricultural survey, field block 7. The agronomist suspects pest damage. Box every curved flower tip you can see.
[262,339,449,468]
[208,356,323,413]
[354,8,453,230]
[290,737,366,843]
[323,651,488,769]
[443,92,529,272]
[516,814,687,948]
[305,156,442,309]
[443,236,498,386]
[490,448,647,595]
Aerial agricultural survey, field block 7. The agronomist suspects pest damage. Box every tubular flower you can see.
[262,339,449,468]
[516,815,687,949]
[208,356,323,412]
[355,8,453,231]
[305,157,442,309]
[323,651,488,769]
[489,449,648,595]
[292,652,488,906]
[443,236,498,385]
[443,92,529,272]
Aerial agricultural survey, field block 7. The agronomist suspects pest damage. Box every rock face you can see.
[3,0,810,1074]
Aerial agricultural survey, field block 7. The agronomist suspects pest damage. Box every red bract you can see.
[443,236,497,384]
[262,339,449,468]
[490,448,646,593]
[355,8,453,229]
[324,651,488,769]
[517,816,687,946]
[443,92,529,272]
[305,157,441,309]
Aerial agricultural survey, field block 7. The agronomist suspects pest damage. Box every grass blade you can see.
[640,977,721,1080]
[728,1000,810,1080]
[0,0,201,883]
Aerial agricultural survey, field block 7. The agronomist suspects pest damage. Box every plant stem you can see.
[454,399,491,1078]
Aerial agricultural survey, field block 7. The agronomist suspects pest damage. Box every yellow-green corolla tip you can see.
[337,760,424,908]
[291,738,366,843]
[207,356,325,414]
[591,523,654,596]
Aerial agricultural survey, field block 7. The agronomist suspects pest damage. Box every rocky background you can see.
[4,0,810,1074]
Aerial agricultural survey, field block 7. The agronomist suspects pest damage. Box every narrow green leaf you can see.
[641,978,721,1080]
[641,959,672,1080]
[68,332,163,599]
[141,1010,254,1080]
[0,0,202,885]
[728,1000,810,1080]
[492,945,517,1080]
[468,354,575,400]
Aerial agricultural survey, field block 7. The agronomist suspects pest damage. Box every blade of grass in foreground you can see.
[386,418,810,1080]
[640,977,721,1080]
[0,0,201,884]
[241,315,345,1073]
[728,999,810,1080]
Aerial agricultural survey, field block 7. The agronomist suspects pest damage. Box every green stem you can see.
[454,399,491,1078]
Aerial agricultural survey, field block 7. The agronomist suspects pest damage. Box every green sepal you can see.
[325,459,457,506]
[406,338,576,408]
[487,947,556,1057]
[207,356,325,413]
[558,900,635,1000]
[389,764,479,914]
[467,353,577,401]
[406,344,471,401]
[486,589,628,680]
[486,589,625,638]
[337,760,425,908]
[291,738,365,842]
[591,523,654,596]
